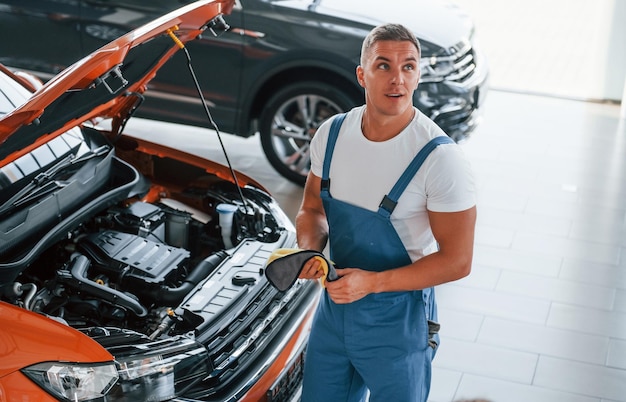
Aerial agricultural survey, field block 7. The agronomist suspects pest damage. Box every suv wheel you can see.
[259,81,359,186]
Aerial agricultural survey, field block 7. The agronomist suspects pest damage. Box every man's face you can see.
[356,40,420,117]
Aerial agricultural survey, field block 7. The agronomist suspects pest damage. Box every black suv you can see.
[0,0,489,185]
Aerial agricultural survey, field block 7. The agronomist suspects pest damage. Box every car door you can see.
[0,0,244,134]
[79,0,244,133]
[0,0,83,77]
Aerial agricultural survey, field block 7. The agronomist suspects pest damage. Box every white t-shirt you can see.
[310,105,476,262]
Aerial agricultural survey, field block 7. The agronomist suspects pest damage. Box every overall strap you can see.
[378,136,454,218]
[321,113,347,192]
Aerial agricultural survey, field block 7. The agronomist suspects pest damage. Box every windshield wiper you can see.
[0,144,110,216]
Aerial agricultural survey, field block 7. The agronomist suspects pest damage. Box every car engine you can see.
[0,140,287,340]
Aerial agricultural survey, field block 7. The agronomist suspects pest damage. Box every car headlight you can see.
[113,354,178,401]
[21,361,118,401]
[106,336,210,401]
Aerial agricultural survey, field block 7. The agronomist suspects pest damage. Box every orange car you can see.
[0,1,320,401]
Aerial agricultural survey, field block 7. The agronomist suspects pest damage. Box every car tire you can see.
[259,81,360,186]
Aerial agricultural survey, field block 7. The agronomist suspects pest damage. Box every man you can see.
[295,23,477,402]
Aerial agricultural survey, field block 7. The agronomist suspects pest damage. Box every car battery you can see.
[111,201,166,240]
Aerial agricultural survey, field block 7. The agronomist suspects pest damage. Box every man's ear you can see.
[356,65,365,88]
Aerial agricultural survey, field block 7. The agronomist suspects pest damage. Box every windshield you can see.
[0,70,32,117]
[0,128,89,198]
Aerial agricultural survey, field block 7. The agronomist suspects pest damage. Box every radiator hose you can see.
[70,254,148,317]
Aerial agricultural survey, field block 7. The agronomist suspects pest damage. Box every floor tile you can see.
[472,245,562,277]
[437,308,484,342]
[614,289,626,312]
[433,339,538,383]
[496,271,616,310]
[478,317,609,365]
[429,368,462,402]
[478,208,572,238]
[560,259,626,290]
[547,303,626,339]
[454,374,600,402]
[607,339,626,370]
[569,218,625,247]
[453,264,501,290]
[474,225,515,249]
[436,284,551,324]
[512,232,621,266]
[534,356,626,401]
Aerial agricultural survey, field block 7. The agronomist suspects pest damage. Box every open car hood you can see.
[0,0,227,165]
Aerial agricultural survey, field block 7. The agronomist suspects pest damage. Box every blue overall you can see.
[301,114,453,402]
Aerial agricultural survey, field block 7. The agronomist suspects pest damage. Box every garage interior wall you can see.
[453,0,626,107]
[606,0,626,104]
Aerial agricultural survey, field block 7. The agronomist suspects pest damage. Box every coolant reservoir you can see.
[216,203,238,249]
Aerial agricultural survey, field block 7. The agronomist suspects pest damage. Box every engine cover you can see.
[81,230,189,285]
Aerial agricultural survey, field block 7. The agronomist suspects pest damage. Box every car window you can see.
[0,71,31,116]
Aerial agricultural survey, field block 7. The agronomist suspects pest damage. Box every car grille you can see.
[189,279,316,399]
[416,36,486,140]
[445,39,477,83]
[421,38,477,84]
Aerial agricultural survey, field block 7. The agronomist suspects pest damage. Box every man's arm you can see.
[325,206,477,303]
[295,172,329,279]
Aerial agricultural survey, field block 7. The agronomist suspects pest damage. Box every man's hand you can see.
[298,257,325,281]
[325,268,377,304]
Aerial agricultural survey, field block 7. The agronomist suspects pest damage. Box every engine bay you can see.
[0,128,289,340]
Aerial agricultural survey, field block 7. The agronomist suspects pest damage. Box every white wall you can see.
[453,0,625,103]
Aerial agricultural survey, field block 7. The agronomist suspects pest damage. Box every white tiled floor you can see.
[433,91,625,402]
[127,88,626,401]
